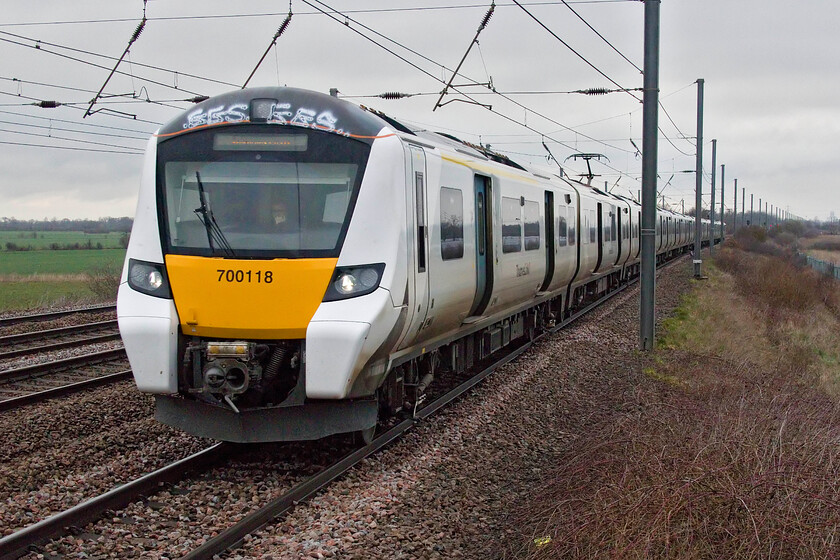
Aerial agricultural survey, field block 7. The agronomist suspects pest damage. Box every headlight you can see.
[127,259,172,299]
[323,263,385,301]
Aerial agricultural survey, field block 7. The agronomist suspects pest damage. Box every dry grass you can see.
[808,249,840,265]
[0,273,88,282]
[514,242,840,559]
[85,263,123,301]
[800,235,840,252]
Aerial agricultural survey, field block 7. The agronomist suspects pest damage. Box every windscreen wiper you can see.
[194,171,235,256]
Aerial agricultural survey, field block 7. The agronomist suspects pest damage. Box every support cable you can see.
[433,2,495,111]
[0,30,237,89]
[305,0,633,158]
[0,139,141,154]
[557,0,642,73]
[0,126,143,152]
[85,1,148,117]
[305,0,637,180]
[242,3,293,88]
[511,0,640,103]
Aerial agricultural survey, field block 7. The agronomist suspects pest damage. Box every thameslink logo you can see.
[184,102,348,136]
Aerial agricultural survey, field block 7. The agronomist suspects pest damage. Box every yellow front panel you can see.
[165,255,338,339]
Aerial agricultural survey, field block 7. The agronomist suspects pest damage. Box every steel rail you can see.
[0,304,115,328]
[0,319,118,346]
[0,370,132,412]
[0,332,122,360]
[0,444,232,560]
[0,347,126,383]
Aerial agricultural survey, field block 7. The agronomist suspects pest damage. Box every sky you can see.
[0,0,837,222]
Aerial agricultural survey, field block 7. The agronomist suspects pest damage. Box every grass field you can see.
[0,280,101,311]
[0,249,125,311]
[0,248,125,276]
[0,230,125,250]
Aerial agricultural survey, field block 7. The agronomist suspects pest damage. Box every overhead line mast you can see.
[639,0,660,351]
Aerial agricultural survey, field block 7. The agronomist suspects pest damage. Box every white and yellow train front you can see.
[117,87,408,442]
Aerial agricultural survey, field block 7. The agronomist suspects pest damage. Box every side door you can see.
[540,191,555,292]
[402,145,431,345]
[469,175,494,317]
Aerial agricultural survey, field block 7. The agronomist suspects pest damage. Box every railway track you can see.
[0,258,667,560]
[0,320,121,360]
[0,348,130,411]
[0,304,115,329]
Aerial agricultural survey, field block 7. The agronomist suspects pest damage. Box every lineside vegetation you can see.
[516,227,840,559]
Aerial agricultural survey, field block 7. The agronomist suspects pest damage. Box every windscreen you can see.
[157,126,371,258]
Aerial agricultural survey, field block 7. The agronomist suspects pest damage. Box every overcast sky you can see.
[0,0,837,221]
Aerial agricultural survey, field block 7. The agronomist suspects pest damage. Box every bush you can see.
[85,263,122,301]
[774,232,798,247]
[810,239,840,252]
[715,245,839,315]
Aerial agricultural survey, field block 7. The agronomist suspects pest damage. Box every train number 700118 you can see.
[216,269,274,283]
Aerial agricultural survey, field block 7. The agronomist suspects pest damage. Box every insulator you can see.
[188,95,209,104]
[582,87,609,96]
[274,14,292,39]
[130,19,146,44]
[478,4,495,31]
[34,100,60,108]
[379,92,409,100]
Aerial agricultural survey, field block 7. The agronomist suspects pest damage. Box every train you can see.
[117,86,716,443]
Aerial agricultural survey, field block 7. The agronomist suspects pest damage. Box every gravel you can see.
[0,382,211,536]
[3,259,695,559]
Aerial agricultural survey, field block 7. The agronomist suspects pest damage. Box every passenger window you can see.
[502,196,522,253]
[568,209,576,246]
[524,201,540,251]
[440,187,464,260]
[557,206,568,247]
[589,210,597,244]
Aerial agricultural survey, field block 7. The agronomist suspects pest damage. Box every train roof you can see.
[156,86,394,141]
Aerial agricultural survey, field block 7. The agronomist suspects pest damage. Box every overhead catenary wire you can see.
[556,0,642,73]
[0,34,206,101]
[303,0,642,183]
[0,77,204,110]
[0,118,147,140]
[511,0,641,103]
[0,2,693,187]
[305,0,634,160]
[0,109,155,134]
[301,0,602,165]
[0,139,141,154]
[0,2,642,28]
[510,2,695,158]
[343,86,643,98]
[0,89,186,114]
[0,126,144,152]
[0,29,238,90]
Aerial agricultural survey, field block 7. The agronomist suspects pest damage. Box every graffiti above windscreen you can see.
[157,87,389,141]
[183,103,344,135]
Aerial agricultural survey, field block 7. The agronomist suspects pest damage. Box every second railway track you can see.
[0,320,121,361]
[0,348,130,411]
